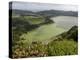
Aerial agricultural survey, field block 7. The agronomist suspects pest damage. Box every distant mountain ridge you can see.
[36,10,78,17]
[10,9,78,17]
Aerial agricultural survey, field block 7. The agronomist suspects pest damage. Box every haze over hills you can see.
[9,2,78,17]
[11,9,78,17]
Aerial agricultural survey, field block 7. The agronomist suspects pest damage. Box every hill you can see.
[10,9,78,17]
[36,10,78,17]
[51,25,78,42]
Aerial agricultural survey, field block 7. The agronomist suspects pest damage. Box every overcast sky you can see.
[11,1,78,12]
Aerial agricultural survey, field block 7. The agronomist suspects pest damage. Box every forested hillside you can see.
[11,9,78,58]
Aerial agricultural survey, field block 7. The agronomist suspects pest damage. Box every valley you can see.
[11,10,78,58]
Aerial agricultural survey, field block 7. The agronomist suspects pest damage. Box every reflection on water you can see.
[51,16,78,30]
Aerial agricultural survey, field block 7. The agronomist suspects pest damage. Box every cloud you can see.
[12,1,78,12]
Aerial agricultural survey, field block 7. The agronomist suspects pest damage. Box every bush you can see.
[48,39,78,56]
[12,42,48,58]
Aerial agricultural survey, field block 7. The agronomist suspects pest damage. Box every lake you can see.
[51,16,78,30]
[20,16,78,43]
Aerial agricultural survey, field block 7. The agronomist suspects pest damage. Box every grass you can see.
[48,39,78,56]
[12,15,44,24]
[20,24,65,44]
[12,39,78,58]
[23,16,44,24]
[12,15,78,58]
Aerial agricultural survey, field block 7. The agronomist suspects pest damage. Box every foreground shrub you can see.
[12,39,78,58]
[48,39,78,56]
[12,42,48,58]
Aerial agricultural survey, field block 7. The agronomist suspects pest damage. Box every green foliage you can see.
[48,40,78,56]
[12,39,78,58]
[12,42,48,58]
[20,24,65,44]
[67,26,78,41]
[60,26,78,42]
[11,15,78,58]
